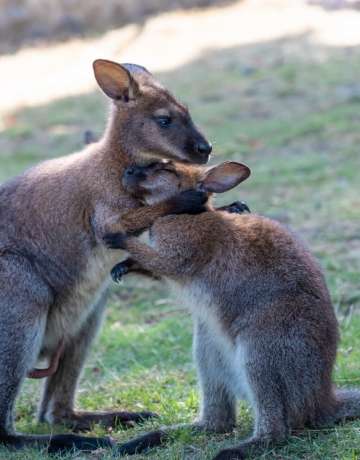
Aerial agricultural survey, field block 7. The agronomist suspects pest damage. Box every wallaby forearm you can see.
[116,188,212,235]
[100,189,210,239]
[92,201,171,242]
[119,202,174,234]
[124,238,181,277]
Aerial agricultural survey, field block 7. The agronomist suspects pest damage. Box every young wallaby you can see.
[106,160,360,460]
[0,59,215,454]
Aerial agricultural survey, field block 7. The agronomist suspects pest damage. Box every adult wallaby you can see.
[0,59,215,453]
[106,160,360,460]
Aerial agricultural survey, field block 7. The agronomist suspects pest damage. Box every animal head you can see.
[93,59,212,164]
[122,160,251,205]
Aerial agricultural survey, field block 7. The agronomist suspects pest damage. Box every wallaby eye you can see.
[155,115,172,128]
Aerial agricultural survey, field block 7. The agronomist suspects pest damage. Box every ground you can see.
[0,1,359,459]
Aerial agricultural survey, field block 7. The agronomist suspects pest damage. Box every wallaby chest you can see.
[169,279,253,402]
[40,245,124,355]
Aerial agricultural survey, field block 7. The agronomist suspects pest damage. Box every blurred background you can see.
[0,1,360,459]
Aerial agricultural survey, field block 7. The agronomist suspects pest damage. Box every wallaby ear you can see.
[200,161,251,193]
[93,59,139,101]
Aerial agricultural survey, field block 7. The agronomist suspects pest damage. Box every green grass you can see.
[0,35,360,459]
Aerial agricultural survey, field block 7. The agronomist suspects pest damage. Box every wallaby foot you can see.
[212,435,285,460]
[117,429,168,456]
[115,423,199,455]
[53,410,158,432]
[0,432,114,453]
[39,302,158,433]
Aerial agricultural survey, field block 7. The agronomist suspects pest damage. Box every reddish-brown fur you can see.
[108,160,360,460]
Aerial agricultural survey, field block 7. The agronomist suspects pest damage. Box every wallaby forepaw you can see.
[212,448,245,460]
[111,262,129,283]
[169,189,208,215]
[103,232,127,249]
[224,201,250,214]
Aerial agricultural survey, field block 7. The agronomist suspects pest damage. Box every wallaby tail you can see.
[334,388,360,422]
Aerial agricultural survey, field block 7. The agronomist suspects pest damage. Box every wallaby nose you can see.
[196,141,212,156]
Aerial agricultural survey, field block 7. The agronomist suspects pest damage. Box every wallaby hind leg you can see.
[0,254,49,439]
[194,320,236,433]
[85,318,239,455]
[212,407,287,459]
[39,291,156,432]
[212,343,289,460]
[0,255,112,452]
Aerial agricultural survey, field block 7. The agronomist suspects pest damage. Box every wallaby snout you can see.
[188,135,212,164]
[196,141,212,156]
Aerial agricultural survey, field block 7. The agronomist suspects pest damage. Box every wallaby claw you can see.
[111,262,129,283]
[224,201,250,214]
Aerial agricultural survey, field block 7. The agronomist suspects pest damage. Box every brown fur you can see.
[0,60,212,453]
[110,160,360,459]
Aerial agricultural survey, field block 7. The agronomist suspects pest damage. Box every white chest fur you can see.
[169,279,253,403]
[41,245,124,353]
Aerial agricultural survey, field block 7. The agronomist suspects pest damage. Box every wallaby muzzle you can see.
[186,130,212,164]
